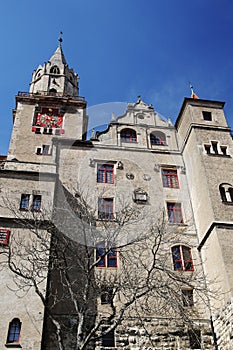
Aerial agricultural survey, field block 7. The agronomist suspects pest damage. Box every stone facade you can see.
[0,43,232,349]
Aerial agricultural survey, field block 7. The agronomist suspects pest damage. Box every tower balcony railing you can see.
[17,91,86,101]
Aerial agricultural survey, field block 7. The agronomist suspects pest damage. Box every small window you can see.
[7,318,21,344]
[32,195,42,211]
[172,245,194,271]
[167,202,183,223]
[50,65,60,74]
[202,111,212,121]
[211,141,218,154]
[150,131,166,145]
[162,169,179,188]
[102,327,115,347]
[20,194,30,211]
[182,289,194,307]
[189,329,201,349]
[0,229,10,246]
[36,145,50,155]
[204,144,211,154]
[98,198,114,220]
[220,146,227,156]
[43,128,53,135]
[101,288,114,304]
[120,128,137,142]
[219,183,233,203]
[96,242,117,268]
[97,164,114,184]
[35,128,41,134]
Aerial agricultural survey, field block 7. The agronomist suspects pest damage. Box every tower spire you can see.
[58,31,63,46]
[189,82,199,99]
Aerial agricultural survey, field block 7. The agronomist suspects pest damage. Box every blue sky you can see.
[1,0,233,154]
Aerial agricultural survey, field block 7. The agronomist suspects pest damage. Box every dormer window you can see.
[50,66,60,74]
[120,128,137,143]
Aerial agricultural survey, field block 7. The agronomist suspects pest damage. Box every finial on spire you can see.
[189,82,199,99]
[58,31,63,46]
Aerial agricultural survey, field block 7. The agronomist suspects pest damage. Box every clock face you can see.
[36,108,63,128]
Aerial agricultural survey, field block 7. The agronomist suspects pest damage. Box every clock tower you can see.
[7,39,88,162]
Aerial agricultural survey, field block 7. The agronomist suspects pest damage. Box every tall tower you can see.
[7,38,88,162]
[0,40,88,350]
[176,95,233,348]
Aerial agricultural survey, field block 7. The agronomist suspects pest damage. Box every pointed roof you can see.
[49,45,67,65]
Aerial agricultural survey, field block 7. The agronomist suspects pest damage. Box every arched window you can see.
[50,65,60,74]
[49,88,57,93]
[219,183,233,203]
[120,128,137,143]
[171,245,194,271]
[96,241,117,268]
[7,318,21,344]
[35,69,41,79]
[150,131,166,145]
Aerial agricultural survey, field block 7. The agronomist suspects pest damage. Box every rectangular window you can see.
[107,248,117,267]
[167,202,183,223]
[102,327,115,347]
[101,288,113,304]
[42,145,50,155]
[97,164,114,184]
[96,242,117,268]
[0,229,10,245]
[20,194,30,210]
[98,198,114,220]
[211,141,218,154]
[220,146,227,156]
[189,329,201,349]
[172,245,194,271]
[202,111,212,121]
[32,195,42,211]
[204,145,211,154]
[162,169,179,188]
[182,289,194,307]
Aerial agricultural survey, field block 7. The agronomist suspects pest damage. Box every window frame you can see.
[219,183,233,203]
[102,327,115,347]
[101,288,114,304]
[167,202,183,224]
[182,289,194,307]
[162,168,179,188]
[32,195,42,212]
[98,198,114,220]
[202,111,212,121]
[6,318,21,344]
[96,242,118,268]
[20,194,30,211]
[97,164,114,184]
[0,228,10,246]
[150,132,166,146]
[172,245,194,272]
[120,128,137,143]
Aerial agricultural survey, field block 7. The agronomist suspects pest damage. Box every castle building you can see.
[0,40,232,350]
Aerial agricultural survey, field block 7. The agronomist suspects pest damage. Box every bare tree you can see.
[0,184,215,350]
